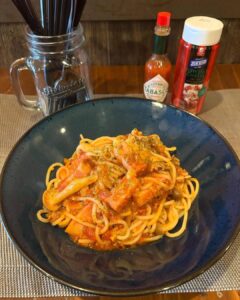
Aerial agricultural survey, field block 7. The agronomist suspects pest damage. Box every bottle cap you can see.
[156,12,171,27]
[182,16,224,46]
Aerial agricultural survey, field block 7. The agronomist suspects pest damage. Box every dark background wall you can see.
[1,0,240,21]
[0,0,239,67]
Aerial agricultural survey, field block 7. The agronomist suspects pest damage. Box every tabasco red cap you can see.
[156,12,171,27]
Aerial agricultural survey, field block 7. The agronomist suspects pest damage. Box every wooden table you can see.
[1,64,240,95]
[0,65,239,300]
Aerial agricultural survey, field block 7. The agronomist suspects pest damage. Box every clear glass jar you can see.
[10,24,93,116]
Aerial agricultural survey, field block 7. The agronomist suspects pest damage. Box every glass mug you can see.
[10,25,93,116]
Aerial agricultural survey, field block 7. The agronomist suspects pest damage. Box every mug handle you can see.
[10,57,38,110]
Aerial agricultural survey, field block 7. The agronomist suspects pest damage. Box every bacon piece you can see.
[65,221,84,236]
[133,177,166,207]
[133,185,160,207]
[65,203,93,236]
[105,177,138,212]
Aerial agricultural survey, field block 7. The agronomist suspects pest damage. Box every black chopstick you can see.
[54,0,62,35]
[59,0,76,34]
[74,0,86,28]
[40,0,48,35]
[59,0,67,35]
[12,0,41,34]
[24,0,42,33]
[46,0,54,35]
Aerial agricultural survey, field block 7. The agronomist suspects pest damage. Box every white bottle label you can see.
[144,74,168,102]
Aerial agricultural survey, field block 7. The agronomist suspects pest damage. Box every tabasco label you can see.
[144,75,168,102]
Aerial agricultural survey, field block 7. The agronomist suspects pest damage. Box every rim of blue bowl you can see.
[0,97,240,296]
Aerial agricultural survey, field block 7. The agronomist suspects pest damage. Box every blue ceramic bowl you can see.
[1,97,240,296]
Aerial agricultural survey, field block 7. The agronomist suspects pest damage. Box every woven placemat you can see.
[0,93,239,297]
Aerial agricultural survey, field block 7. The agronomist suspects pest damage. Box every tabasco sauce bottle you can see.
[144,12,172,102]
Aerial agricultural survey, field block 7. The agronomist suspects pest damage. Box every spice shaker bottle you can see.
[171,16,223,114]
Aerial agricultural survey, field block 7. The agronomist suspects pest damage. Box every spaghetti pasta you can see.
[37,129,199,250]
